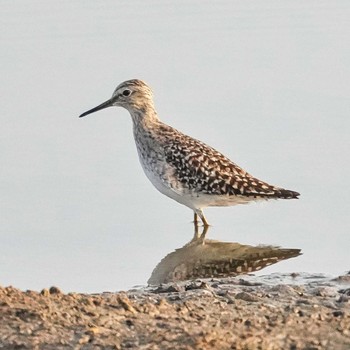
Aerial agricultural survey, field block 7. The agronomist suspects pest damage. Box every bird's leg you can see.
[192,212,200,240]
[190,212,200,242]
[198,225,209,242]
[191,219,209,243]
[201,215,210,228]
[192,221,200,241]
[195,209,210,228]
[193,212,199,226]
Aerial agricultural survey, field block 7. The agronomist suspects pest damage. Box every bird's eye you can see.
[122,89,131,97]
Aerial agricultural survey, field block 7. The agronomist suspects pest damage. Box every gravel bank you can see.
[0,273,349,350]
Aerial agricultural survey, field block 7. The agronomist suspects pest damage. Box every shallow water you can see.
[1,1,349,292]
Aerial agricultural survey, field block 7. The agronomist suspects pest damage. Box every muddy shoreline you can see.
[1,273,349,349]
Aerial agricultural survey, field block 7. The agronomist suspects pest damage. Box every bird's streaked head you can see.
[79,79,155,118]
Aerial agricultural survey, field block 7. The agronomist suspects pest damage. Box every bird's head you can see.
[79,79,155,118]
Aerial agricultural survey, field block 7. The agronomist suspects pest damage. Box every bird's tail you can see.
[273,188,300,199]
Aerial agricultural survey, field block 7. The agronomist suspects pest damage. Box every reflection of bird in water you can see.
[79,79,299,227]
[148,227,301,285]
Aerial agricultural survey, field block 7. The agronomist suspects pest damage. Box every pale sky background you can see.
[1,1,349,292]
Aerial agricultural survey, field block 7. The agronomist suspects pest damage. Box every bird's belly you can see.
[140,160,194,207]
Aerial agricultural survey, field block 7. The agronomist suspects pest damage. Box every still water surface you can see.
[1,1,349,292]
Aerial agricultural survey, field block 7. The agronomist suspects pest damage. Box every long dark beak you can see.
[79,99,113,118]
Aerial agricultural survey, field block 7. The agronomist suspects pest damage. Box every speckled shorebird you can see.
[79,79,299,227]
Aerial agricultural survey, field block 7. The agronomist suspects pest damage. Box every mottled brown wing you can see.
[164,130,299,199]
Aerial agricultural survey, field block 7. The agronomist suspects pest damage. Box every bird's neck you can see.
[129,105,160,130]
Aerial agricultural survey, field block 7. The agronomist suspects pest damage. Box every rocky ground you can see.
[0,273,349,350]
